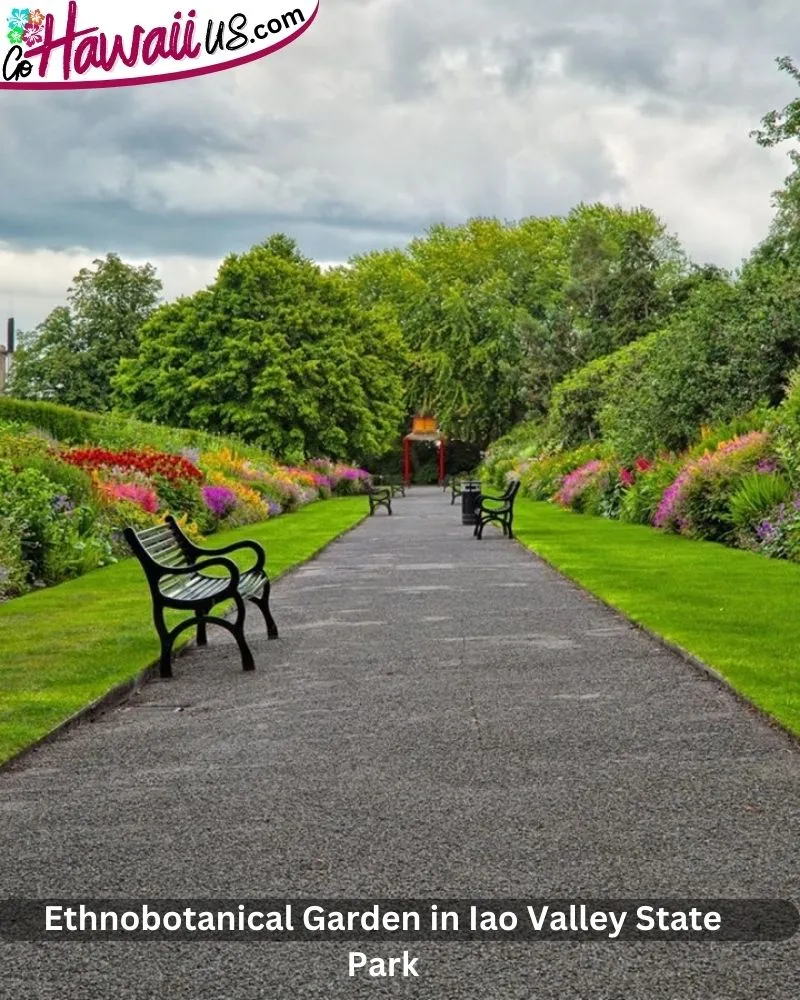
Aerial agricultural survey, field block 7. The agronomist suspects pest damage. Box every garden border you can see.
[0,510,369,775]
[513,534,800,752]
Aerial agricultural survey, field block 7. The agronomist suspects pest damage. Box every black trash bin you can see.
[461,480,482,526]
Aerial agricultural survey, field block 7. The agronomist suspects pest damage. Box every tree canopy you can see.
[113,235,407,462]
[345,205,687,444]
[9,254,162,411]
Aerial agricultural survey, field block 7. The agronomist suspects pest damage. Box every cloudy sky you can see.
[1,0,798,332]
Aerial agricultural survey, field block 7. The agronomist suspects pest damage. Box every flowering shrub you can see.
[619,457,653,488]
[619,459,682,525]
[511,445,600,501]
[554,459,609,511]
[753,499,800,561]
[653,432,773,540]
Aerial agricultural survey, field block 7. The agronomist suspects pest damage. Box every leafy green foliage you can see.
[114,236,406,462]
[8,255,162,411]
[728,472,793,532]
[0,397,99,443]
[0,460,113,590]
[347,205,686,445]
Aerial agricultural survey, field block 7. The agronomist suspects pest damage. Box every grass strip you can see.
[513,499,800,736]
[0,498,366,764]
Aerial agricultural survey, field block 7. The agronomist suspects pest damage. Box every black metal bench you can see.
[365,482,393,515]
[375,475,406,498]
[124,515,278,678]
[448,476,464,505]
[448,474,479,505]
[474,479,521,539]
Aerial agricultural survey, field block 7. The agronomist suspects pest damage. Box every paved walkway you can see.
[1,488,798,998]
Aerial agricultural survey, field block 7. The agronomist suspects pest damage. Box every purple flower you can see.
[757,458,779,473]
[51,494,75,514]
[267,501,282,516]
[756,520,775,543]
[201,485,238,518]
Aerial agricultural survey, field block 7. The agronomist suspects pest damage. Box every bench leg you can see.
[230,594,255,671]
[196,614,208,646]
[153,606,174,678]
[253,581,279,640]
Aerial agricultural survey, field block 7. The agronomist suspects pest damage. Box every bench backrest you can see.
[124,520,194,587]
[503,479,521,505]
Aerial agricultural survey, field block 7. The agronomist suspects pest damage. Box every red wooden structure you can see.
[402,415,446,486]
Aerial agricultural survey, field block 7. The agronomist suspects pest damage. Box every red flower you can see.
[634,457,653,473]
[619,468,635,487]
[62,447,203,483]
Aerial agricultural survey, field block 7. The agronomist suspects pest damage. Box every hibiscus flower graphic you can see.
[6,8,30,32]
[6,25,23,44]
[27,7,44,25]
[23,20,41,45]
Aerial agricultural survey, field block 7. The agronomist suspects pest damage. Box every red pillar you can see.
[403,437,411,485]
[438,438,446,484]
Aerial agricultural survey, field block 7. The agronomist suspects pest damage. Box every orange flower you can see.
[28,9,46,26]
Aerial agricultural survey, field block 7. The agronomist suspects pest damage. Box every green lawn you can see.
[513,499,800,736]
[0,498,366,765]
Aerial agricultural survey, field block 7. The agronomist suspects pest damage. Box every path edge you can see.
[0,508,369,775]
[514,535,800,752]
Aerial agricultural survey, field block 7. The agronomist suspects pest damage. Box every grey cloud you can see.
[0,0,795,299]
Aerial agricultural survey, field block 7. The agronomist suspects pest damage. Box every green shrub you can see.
[0,526,29,600]
[40,509,116,585]
[728,472,793,533]
[0,428,53,461]
[0,461,61,582]
[152,475,205,523]
[23,455,94,505]
[679,465,743,543]
[0,397,99,443]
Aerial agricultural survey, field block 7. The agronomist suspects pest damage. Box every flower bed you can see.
[0,419,369,602]
[482,423,800,564]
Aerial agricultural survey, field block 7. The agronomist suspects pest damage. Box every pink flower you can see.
[105,483,159,514]
[554,459,607,507]
[619,468,635,488]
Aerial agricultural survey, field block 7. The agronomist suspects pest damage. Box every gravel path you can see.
[1,487,798,998]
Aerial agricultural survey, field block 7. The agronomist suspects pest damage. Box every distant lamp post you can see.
[0,318,14,394]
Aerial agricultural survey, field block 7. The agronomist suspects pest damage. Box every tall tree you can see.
[347,206,686,444]
[113,235,407,462]
[9,254,162,411]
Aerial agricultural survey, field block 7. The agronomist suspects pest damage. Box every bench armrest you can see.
[187,539,265,576]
